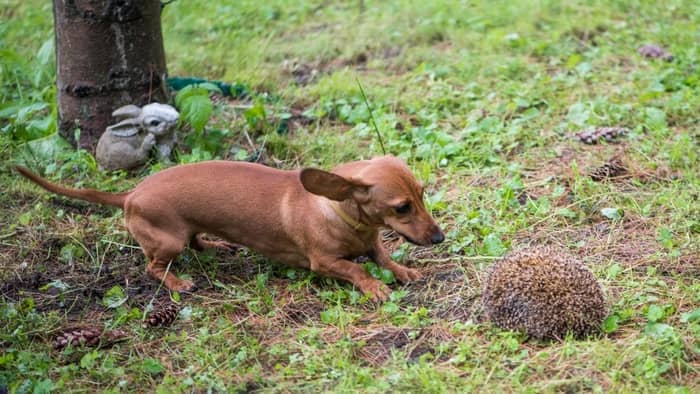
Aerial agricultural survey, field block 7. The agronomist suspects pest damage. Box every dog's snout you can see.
[430,229,445,244]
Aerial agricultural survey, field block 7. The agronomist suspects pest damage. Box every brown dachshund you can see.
[16,156,444,301]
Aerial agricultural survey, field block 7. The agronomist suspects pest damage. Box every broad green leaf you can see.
[657,227,674,249]
[80,350,100,368]
[0,103,24,118]
[646,304,664,323]
[483,233,505,256]
[102,285,128,309]
[603,315,619,333]
[179,306,192,321]
[197,82,223,94]
[17,133,72,166]
[37,36,54,65]
[231,348,247,367]
[606,263,622,279]
[644,107,667,130]
[174,85,209,108]
[141,358,165,375]
[364,262,380,278]
[39,279,70,292]
[575,62,592,75]
[181,95,213,133]
[382,301,400,314]
[320,310,334,324]
[363,262,395,284]
[171,291,181,303]
[390,245,409,261]
[680,308,700,323]
[601,207,623,220]
[59,243,84,264]
[233,149,249,161]
[27,115,55,136]
[19,297,35,313]
[425,190,447,211]
[556,207,577,218]
[644,322,674,339]
[244,101,267,129]
[16,103,48,121]
[566,53,583,69]
[18,211,32,226]
[567,102,589,127]
[378,267,395,284]
[33,378,53,394]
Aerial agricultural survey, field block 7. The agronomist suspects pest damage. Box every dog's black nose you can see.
[431,230,445,244]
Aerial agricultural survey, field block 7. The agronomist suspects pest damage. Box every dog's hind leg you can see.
[146,255,193,291]
[189,233,238,252]
[127,217,193,291]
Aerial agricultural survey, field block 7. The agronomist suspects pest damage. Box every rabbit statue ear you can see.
[112,105,142,120]
[106,119,140,137]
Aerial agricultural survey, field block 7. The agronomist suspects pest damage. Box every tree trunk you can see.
[53,0,168,150]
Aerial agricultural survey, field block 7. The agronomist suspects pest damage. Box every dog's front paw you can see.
[168,278,195,293]
[392,266,423,283]
[359,279,391,302]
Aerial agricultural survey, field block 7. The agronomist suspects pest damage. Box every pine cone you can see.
[144,302,181,328]
[575,127,628,144]
[103,329,128,343]
[590,158,627,181]
[638,44,674,61]
[53,326,127,350]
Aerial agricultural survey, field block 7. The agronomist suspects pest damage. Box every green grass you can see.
[1,0,699,392]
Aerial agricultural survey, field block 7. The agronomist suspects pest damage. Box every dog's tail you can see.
[15,166,129,209]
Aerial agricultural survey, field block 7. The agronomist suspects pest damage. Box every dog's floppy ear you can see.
[300,168,370,201]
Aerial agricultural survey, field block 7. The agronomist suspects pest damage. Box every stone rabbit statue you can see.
[96,103,179,171]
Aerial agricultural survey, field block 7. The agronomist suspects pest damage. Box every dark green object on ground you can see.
[166,77,250,98]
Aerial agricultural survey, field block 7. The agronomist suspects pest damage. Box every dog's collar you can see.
[329,201,373,232]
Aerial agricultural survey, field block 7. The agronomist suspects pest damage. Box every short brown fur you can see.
[16,156,444,301]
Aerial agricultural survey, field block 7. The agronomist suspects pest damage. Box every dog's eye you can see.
[149,119,161,126]
[395,203,411,215]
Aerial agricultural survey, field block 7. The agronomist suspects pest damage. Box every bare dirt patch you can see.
[520,143,680,204]
[279,298,325,326]
[280,53,370,86]
[515,216,698,276]
[319,324,454,366]
[47,196,115,217]
[0,231,156,316]
[0,223,278,320]
[405,263,483,322]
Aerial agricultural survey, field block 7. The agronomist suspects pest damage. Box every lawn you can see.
[1,0,698,392]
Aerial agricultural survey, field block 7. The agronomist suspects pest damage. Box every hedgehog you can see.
[482,246,607,340]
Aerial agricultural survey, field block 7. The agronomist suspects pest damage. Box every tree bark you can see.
[53,0,168,150]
